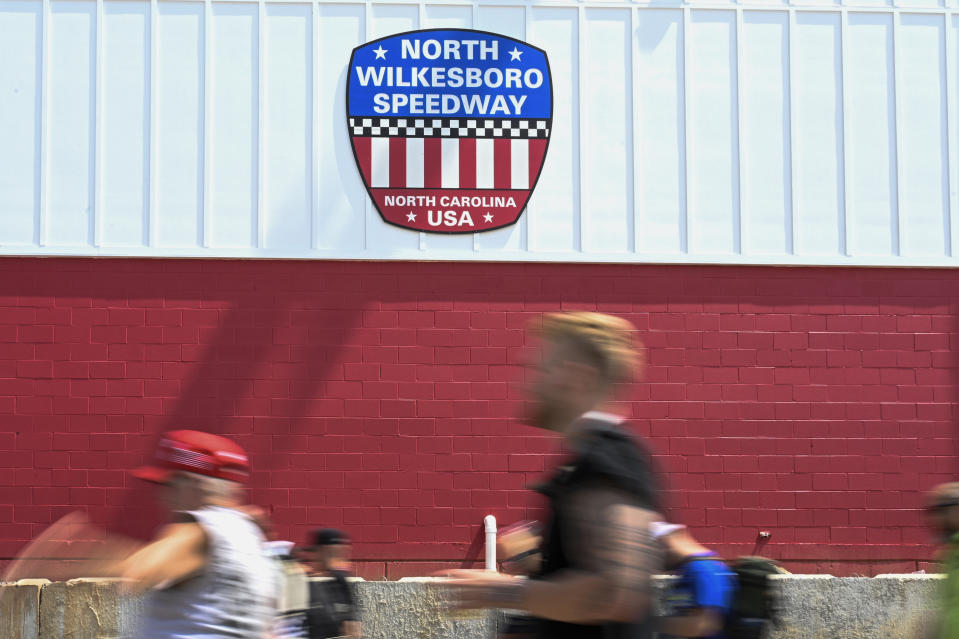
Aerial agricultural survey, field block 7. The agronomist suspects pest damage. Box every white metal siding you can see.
[0,0,957,265]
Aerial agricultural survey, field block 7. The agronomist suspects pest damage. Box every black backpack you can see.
[723,556,783,639]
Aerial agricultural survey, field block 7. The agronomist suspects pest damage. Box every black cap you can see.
[310,528,350,547]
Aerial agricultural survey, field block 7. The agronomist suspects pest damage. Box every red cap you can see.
[132,430,250,484]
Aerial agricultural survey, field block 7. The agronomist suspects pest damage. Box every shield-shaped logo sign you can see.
[347,29,552,233]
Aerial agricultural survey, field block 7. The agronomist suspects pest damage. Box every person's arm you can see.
[342,620,362,639]
[448,483,662,624]
[658,560,732,637]
[658,608,725,637]
[497,521,541,576]
[116,521,208,594]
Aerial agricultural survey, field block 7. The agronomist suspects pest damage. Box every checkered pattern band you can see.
[349,117,550,139]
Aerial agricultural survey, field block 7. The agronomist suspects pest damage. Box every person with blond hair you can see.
[446,311,664,639]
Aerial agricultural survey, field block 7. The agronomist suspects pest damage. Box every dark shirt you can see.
[305,570,358,639]
[533,416,660,639]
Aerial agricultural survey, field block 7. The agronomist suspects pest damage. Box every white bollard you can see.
[484,515,497,571]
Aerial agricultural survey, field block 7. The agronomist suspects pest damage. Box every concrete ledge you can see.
[361,579,497,639]
[38,579,140,639]
[768,574,942,639]
[0,579,47,639]
[0,574,946,638]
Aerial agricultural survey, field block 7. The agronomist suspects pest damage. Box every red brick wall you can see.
[0,258,956,578]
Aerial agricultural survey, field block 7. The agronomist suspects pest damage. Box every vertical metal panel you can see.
[682,6,691,255]
[101,1,149,247]
[839,9,851,255]
[582,8,631,254]
[0,2,42,246]
[203,0,212,247]
[629,6,640,255]
[740,11,790,255]
[949,15,959,256]
[311,0,319,250]
[891,13,903,256]
[47,1,95,247]
[155,2,203,247]
[210,3,257,248]
[635,9,685,255]
[315,3,364,252]
[686,10,738,255]
[896,14,949,258]
[792,12,844,256]
[263,4,312,251]
[255,0,263,249]
[94,0,102,247]
[527,7,578,253]
[473,4,527,253]
[40,0,49,246]
[576,5,585,252]
[422,5,471,33]
[787,9,798,253]
[148,0,158,246]
[734,9,744,255]
[845,13,896,256]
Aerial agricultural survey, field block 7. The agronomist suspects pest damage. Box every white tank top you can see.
[137,506,277,638]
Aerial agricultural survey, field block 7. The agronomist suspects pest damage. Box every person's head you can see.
[523,312,641,433]
[928,483,959,540]
[307,528,352,572]
[132,430,250,513]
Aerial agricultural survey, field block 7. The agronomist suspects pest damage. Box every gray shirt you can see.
[137,506,276,638]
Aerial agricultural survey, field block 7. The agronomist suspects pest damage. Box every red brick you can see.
[17,325,53,343]
[897,316,932,332]
[108,308,146,326]
[0,260,956,575]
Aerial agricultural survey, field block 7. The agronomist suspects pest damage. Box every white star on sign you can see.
[407,212,417,222]
[509,47,522,61]
[483,212,494,223]
[374,45,388,59]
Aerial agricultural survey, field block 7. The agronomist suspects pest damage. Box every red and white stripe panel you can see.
[353,137,548,191]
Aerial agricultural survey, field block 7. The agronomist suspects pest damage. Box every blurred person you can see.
[4,430,277,638]
[444,311,664,639]
[927,482,959,639]
[496,521,543,639]
[653,522,736,639]
[266,540,311,639]
[246,507,311,639]
[302,528,361,639]
[126,430,277,637]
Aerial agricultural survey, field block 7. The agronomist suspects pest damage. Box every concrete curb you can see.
[0,574,945,638]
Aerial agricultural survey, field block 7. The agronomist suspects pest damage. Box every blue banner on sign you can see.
[348,29,551,119]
